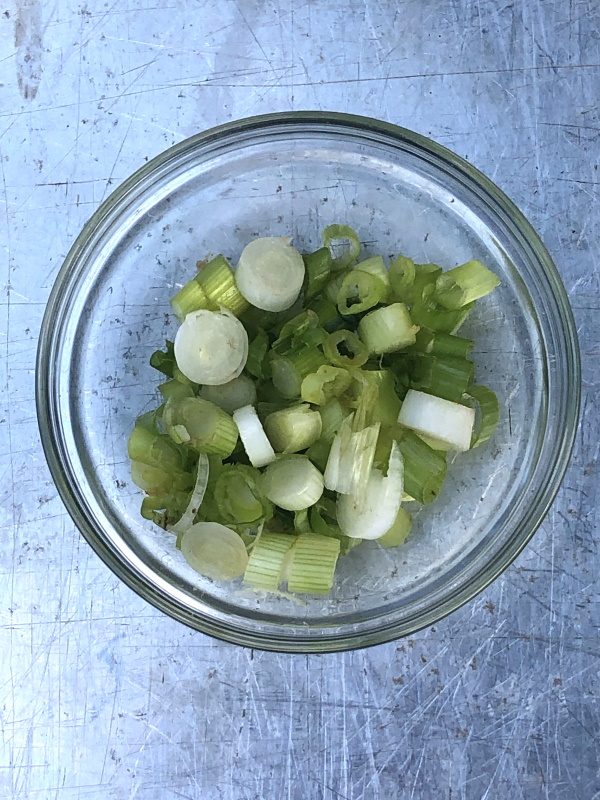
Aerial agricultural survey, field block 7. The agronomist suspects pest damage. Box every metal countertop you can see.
[1,1,599,798]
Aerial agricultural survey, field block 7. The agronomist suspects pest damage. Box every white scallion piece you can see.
[199,374,257,414]
[170,453,210,535]
[337,441,404,539]
[398,389,475,452]
[232,404,276,468]
[180,521,248,581]
[260,456,324,511]
[235,236,305,312]
[174,308,248,385]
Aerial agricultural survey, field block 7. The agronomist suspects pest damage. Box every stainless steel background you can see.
[1,1,598,798]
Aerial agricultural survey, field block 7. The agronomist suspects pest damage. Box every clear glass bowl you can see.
[36,112,580,653]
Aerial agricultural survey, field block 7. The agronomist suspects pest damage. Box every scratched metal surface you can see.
[0,1,599,798]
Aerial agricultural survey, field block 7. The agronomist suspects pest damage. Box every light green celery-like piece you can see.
[358,303,419,355]
[244,532,295,591]
[286,533,341,594]
[264,404,322,453]
[321,224,361,271]
[300,365,352,405]
[434,260,500,310]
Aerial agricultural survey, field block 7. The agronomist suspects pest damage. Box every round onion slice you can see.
[235,236,305,312]
[174,308,248,385]
[180,522,249,581]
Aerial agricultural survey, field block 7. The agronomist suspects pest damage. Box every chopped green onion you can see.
[127,424,187,471]
[409,285,474,334]
[393,427,447,504]
[409,355,475,403]
[214,464,273,525]
[150,340,176,377]
[159,379,196,404]
[130,460,193,495]
[465,385,500,448]
[358,302,419,354]
[273,310,326,355]
[243,531,295,591]
[378,506,412,547]
[246,329,271,379]
[413,328,474,360]
[369,369,402,424]
[294,509,312,534]
[232,404,276,468]
[322,224,361,271]
[180,522,248,581]
[141,492,191,529]
[286,533,340,594]
[300,365,352,405]
[303,247,333,298]
[324,271,349,305]
[304,437,332,472]
[199,374,257,414]
[356,255,390,292]
[174,308,248,385]
[309,498,359,555]
[271,348,328,398]
[163,397,239,457]
[197,254,249,317]
[260,456,324,511]
[323,329,369,368]
[389,255,416,299]
[265,404,322,453]
[337,269,386,316]
[171,279,215,322]
[398,389,475,452]
[170,452,210,534]
[434,260,501,310]
[324,413,380,500]
[306,296,342,331]
[337,440,404,540]
[318,398,351,442]
[236,236,305,312]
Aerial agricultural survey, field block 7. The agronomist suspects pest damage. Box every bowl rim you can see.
[36,111,581,653]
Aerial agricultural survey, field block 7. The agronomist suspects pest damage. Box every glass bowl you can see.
[36,112,580,653]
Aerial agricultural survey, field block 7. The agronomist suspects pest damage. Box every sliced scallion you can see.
[337,440,404,540]
[180,522,248,581]
[409,354,475,403]
[163,397,239,457]
[434,260,501,310]
[265,404,322,453]
[214,463,273,525]
[232,404,276,468]
[303,247,333,298]
[465,385,500,448]
[236,236,305,312]
[323,329,369,368]
[286,533,340,594]
[243,531,295,591]
[271,347,328,398]
[199,374,257,414]
[358,302,419,354]
[300,365,352,405]
[398,389,475,452]
[322,224,361,271]
[337,269,386,316]
[171,278,215,322]
[378,506,412,547]
[174,308,248,385]
[197,254,249,317]
[260,456,324,511]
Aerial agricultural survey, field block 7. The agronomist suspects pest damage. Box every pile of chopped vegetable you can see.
[128,227,500,595]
